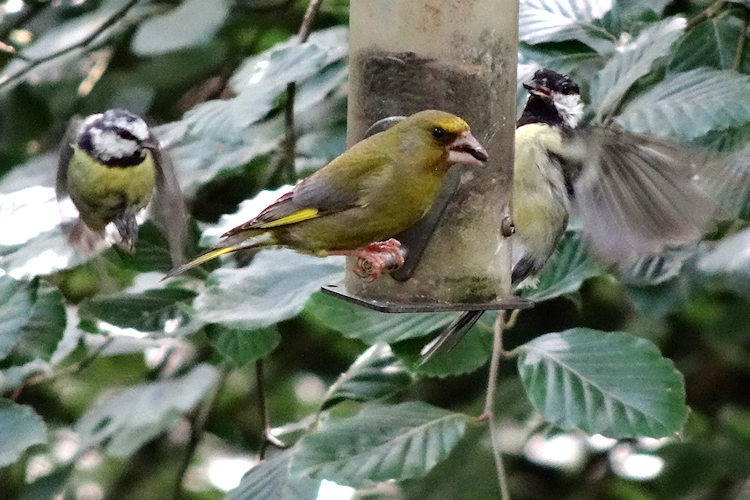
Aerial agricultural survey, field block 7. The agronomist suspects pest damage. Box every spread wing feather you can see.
[569,128,717,262]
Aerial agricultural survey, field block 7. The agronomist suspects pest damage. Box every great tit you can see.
[57,109,189,264]
[420,68,718,363]
[165,110,488,280]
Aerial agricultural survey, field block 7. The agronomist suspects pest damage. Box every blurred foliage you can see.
[0,0,749,499]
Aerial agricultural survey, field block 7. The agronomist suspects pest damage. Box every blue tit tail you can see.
[112,213,139,251]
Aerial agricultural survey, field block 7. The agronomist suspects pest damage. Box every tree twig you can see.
[734,9,749,72]
[256,359,286,459]
[11,336,116,401]
[0,0,139,90]
[480,312,511,500]
[281,0,324,184]
[172,363,230,500]
[686,0,727,30]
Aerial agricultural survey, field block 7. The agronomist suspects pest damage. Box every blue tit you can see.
[57,109,188,263]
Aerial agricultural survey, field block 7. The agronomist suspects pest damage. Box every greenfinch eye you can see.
[432,127,446,139]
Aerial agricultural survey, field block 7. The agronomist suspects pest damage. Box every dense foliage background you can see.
[1,0,750,499]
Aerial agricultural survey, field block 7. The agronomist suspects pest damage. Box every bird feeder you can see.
[323,0,531,313]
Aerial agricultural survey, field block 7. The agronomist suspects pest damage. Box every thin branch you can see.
[256,359,286,459]
[734,9,749,72]
[0,0,139,90]
[481,312,512,500]
[173,363,230,500]
[11,336,116,401]
[297,0,324,43]
[686,0,727,30]
[283,82,297,184]
[281,0,324,183]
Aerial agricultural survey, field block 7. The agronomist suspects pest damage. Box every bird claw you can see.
[352,239,405,282]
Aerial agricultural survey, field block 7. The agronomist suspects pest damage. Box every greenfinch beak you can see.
[447,131,488,166]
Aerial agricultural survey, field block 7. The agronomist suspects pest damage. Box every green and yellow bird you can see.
[57,109,188,263]
[165,109,488,279]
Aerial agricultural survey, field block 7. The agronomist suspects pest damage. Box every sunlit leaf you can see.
[227,449,320,500]
[590,17,685,120]
[616,68,750,139]
[132,0,229,56]
[79,287,197,332]
[193,250,344,331]
[0,399,47,466]
[290,402,469,485]
[205,324,281,366]
[75,363,218,457]
[321,343,412,410]
[517,328,688,437]
[698,227,750,294]
[0,276,41,362]
[519,0,616,53]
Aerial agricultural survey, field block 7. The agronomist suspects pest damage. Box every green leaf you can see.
[193,250,344,331]
[131,0,229,56]
[290,402,469,485]
[1,284,66,366]
[205,324,281,367]
[391,317,495,377]
[517,328,687,437]
[75,363,219,457]
[615,68,750,139]
[698,227,750,294]
[519,0,616,53]
[0,399,47,466]
[0,275,35,360]
[669,12,750,72]
[227,449,320,500]
[16,464,75,500]
[590,17,685,121]
[321,343,412,410]
[520,231,602,302]
[79,287,197,332]
[305,292,453,345]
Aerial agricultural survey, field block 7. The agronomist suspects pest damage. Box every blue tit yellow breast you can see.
[66,145,157,231]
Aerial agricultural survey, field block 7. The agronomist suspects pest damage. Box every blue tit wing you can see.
[568,127,718,263]
[147,134,190,266]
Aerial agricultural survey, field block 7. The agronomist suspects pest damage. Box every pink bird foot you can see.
[330,238,405,282]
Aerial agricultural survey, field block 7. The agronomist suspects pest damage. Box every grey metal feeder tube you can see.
[344,0,520,306]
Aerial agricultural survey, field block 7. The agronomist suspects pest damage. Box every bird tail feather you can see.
[163,246,237,279]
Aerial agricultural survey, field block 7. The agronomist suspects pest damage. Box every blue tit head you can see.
[77,109,154,167]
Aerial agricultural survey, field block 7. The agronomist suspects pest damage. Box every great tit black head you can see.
[76,109,155,167]
[519,69,584,129]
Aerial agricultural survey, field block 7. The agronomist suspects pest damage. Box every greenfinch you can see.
[166,109,488,280]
